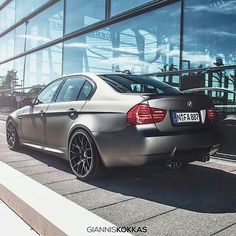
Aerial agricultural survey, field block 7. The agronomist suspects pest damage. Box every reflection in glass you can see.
[15,0,48,21]
[26,0,63,50]
[183,0,236,69]
[65,0,105,34]
[0,0,15,33]
[0,61,14,80]
[110,0,154,16]
[0,31,14,61]
[13,57,24,89]
[63,2,180,75]
[25,44,62,87]
[14,23,27,55]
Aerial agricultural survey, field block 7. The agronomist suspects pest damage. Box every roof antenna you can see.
[115,69,132,75]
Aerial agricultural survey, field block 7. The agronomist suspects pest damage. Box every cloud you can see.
[18,34,51,43]
[103,57,162,72]
[64,42,92,49]
[196,28,236,39]
[65,42,141,54]
[186,0,236,14]
[182,51,215,65]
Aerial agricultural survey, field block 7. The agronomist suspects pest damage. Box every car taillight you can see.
[127,104,166,125]
[207,108,216,120]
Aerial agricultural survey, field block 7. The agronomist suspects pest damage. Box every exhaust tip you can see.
[176,161,182,169]
[166,161,176,170]
[201,156,209,162]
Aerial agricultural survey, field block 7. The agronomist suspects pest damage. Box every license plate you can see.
[173,112,200,123]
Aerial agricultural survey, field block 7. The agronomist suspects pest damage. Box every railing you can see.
[144,64,236,77]
[0,85,43,93]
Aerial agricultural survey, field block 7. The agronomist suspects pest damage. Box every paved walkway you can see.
[1,120,236,235]
[0,113,7,121]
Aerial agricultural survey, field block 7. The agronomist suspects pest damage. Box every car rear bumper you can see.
[93,125,220,167]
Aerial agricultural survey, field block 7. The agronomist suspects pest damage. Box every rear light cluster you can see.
[127,104,166,125]
[207,108,216,120]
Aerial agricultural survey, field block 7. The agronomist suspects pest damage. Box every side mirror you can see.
[31,98,39,106]
[19,98,35,108]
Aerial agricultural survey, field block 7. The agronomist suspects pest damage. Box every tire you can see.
[6,119,20,151]
[68,129,104,181]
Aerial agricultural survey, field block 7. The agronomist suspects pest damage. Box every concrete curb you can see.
[0,162,131,236]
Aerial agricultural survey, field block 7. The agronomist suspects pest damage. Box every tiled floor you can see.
[1,120,236,236]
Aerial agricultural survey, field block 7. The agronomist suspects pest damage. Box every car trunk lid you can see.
[142,93,214,132]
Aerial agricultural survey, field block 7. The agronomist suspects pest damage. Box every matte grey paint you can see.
[7,73,219,167]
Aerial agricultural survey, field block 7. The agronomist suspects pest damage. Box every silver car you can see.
[6,73,219,180]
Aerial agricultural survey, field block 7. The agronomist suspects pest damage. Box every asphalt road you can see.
[1,120,236,236]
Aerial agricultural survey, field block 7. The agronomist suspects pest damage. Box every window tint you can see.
[56,77,85,102]
[37,80,62,104]
[100,75,180,95]
[78,81,93,100]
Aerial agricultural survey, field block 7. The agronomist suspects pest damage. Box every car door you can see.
[21,79,63,145]
[44,76,93,149]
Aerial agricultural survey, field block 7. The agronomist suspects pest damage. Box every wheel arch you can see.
[6,116,18,133]
[67,124,106,166]
[6,114,22,138]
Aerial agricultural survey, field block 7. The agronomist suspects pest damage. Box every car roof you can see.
[61,72,127,78]
[57,72,146,102]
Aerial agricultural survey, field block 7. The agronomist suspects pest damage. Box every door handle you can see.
[67,108,77,117]
[39,110,45,117]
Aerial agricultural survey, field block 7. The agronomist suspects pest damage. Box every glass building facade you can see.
[0,0,236,97]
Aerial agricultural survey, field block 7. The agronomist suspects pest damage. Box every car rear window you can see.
[100,74,180,95]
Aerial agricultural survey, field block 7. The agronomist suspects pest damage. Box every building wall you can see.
[0,0,236,91]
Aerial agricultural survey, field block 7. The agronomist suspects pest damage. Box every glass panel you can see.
[183,0,236,69]
[25,43,62,87]
[56,77,85,102]
[100,74,180,94]
[0,43,62,110]
[154,74,180,89]
[78,80,93,100]
[15,0,48,21]
[63,2,181,75]
[65,0,105,34]
[0,0,15,33]
[37,79,62,104]
[0,61,14,84]
[26,0,63,50]
[0,31,14,61]
[111,0,154,16]
[0,1,6,6]
[0,61,16,113]
[14,23,26,55]
[13,57,25,89]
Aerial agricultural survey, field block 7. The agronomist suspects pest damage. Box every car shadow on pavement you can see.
[91,164,236,214]
[16,147,236,214]
[16,147,73,174]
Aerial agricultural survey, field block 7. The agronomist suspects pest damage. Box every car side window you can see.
[37,80,62,104]
[78,81,93,101]
[56,77,85,102]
